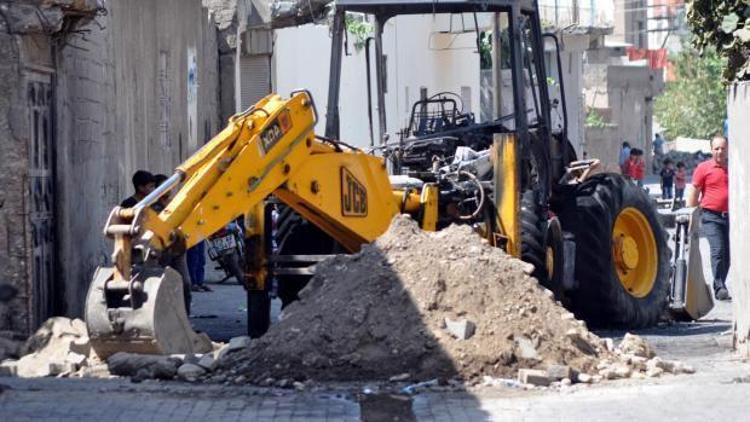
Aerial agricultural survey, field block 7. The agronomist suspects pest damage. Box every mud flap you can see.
[85,266,213,358]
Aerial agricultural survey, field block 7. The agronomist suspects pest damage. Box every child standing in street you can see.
[660,159,675,199]
[626,148,646,187]
[674,161,687,200]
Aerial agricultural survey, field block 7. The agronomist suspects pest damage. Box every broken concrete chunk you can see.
[613,364,632,378]
[515,336,539,360]
[546,364,572,381]
[69,337,91,357]
[646,366,664,378]
[617,333,654,358]
[107,352,180,380]
[646,357,672,373]
[388,372,410,382]
[599,363,631,380]
[22,317,87,356]
[646,357,693,374]
[0,360,18,377]
[520,262,536,275]
[215,336,252,362]
[197,354,217,371]
[227,336,251,352]
[444,318,476,340]
[576,373,592,383]
[177,363,206,381]
[675,363,695,374]
[625,355,649,370]
[15,354,53,378]
[565,330,598,355]
[65,351,88,368]
[77,363,111,379]
[518,368,551,386]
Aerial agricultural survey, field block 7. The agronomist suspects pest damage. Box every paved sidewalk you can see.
[0,378,360,422]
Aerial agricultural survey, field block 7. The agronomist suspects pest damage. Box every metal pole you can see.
[324,9,345,139]
[374,17,387,144]
[492,13,503,120]
[365,37,375,147]
[554,0,559,28]
[135,172,183,209]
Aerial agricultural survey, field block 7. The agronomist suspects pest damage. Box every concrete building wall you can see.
[54,0,221,318]
[583,40,664,171]
[728,81,750,357]
[0,31,32,333]
[612,0,648,48]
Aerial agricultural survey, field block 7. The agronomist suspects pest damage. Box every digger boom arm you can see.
[107,91,409,279]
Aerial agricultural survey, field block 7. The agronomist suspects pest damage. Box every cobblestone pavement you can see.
[0,378,360,422]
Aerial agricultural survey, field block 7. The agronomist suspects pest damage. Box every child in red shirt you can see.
[623,148,645,186]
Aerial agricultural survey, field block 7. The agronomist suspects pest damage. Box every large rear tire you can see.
[563,173,669,328]
[520,190,548,284]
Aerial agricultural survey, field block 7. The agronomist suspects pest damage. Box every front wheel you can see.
[563,173,670,328]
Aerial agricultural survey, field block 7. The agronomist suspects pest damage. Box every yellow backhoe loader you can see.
[85,0,712,357]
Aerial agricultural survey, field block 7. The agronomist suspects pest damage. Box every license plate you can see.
[211,235,236,251]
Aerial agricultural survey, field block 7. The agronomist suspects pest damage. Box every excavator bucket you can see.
[669,207,714,321]
[85,266,213,359]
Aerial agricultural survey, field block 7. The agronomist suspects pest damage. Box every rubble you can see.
[177,363,207,381]
[518,369,552,386]
[444,318,476,340]
[198,354,217,371]
[217,216,621,383]
[215,336,250,362]
[546,364,572,381]
[617,333,655,359]
[107,353,181,381]
[0,218,695,388]
[0,317,95,378]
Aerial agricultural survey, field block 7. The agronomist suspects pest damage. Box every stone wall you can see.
[0,30,30,333]
[54,0,221,318]
[727,81,750,357]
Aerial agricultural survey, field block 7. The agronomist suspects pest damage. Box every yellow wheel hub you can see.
[546,246,555,279]
[612,207,658,298]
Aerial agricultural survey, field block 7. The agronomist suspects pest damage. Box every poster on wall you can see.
[187,47,198,152]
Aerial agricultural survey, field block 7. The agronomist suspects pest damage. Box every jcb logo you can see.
[341,168,367,217]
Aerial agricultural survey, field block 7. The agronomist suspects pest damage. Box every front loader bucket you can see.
[670,208,714,321]
[85,266,212,359]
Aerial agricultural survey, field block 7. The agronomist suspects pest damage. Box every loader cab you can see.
[324,0,570,206]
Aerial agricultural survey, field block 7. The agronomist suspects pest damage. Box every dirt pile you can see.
[218,215,645,385]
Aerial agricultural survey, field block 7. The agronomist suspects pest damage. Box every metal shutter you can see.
[240,55,271,110]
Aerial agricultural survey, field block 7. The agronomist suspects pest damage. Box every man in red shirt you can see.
[687,135,730,300]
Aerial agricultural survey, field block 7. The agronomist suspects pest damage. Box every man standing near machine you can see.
[687,135,730,301]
